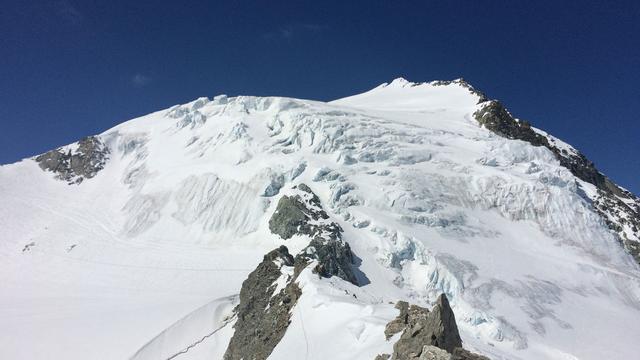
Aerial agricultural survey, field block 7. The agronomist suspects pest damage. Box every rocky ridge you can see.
[223,245,304,360]
[377,294,487,360]
[270,183,359,285]
[225,183,361,359]
[34,135,109,184]
[473,99,640,263]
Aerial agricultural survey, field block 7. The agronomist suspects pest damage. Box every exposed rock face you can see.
[474,99,640,264]
[235,184,360,359]
[227,185,362,359]
[296,237,358,285]
[35,136,109,184]
[428,296,462,352]
[592,188,640,258]
[270,184,359,285]
[391,294,462,357]
[384,301,411,340]
[451,347,490,360]
[269,184,340,240]
[418,346,451,360]
[223,245,303,360]
[379,294,488,360]
[473,101,548,147]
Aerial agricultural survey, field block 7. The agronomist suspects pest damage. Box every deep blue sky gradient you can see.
[1,1,639,192]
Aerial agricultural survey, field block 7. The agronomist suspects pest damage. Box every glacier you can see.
[0,78,639,359]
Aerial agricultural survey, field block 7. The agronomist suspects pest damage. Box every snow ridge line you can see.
[165,314,236,360]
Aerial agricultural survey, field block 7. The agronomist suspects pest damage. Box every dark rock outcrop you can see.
[269,184,359,285]
[379,294,488,360]
[473,101,548,147]
[227,183,364,359]
[295,237,358,285]
[385,301,411,340]
[269,184,340,240]
[223,246,303,360]
[474,99,640,264]
[451,347,490,360]
[391,294,462,357]
[35,136,109,184]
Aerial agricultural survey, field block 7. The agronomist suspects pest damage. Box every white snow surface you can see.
[1,79,639,360]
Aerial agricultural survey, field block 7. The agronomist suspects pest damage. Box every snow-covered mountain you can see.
[1,78,639,360]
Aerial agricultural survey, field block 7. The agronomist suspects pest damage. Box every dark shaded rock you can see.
[386,294,463,359]
[269,184,339,240]
[296,237,358,285]
[473,101,548,147]
[451,347,490,360]
[426,295,464,353]
[223,245,302,360]
[269,184,359,285]
[375,354,391,360]
[35,136,109,184]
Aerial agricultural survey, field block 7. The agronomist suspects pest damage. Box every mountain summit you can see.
[1,79,639,360]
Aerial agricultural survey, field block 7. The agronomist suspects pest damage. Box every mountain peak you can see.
[2,78,640,360]
[332,77,484,111]
[387,77,414,87]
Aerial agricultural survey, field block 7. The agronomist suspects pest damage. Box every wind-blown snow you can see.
[1,78,639,360]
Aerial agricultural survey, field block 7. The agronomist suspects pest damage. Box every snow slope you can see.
[1,78,639,359]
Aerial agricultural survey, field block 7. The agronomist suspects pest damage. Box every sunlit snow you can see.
[1,79,638,360]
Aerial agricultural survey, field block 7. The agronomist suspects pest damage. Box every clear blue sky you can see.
[1,1,638,193]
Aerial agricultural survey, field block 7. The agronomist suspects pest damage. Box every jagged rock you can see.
[35,136,109,184]
[385,301,410,339]
[473,101,548,147]
[296,237,358,285]
[387,294,463,359]
[425,295,463,353]
[224,242,359,360]
[269,184,359,285]
[269,184,339,240]
[375,354,391,360]
[419,346,451,360]
[223,246,302,360]
[451,347,490,360]
[592,189,640,251]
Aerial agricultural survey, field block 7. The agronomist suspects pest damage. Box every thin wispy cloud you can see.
[131,73,152,88]
[262,23,328,41]
[55,0,83,25]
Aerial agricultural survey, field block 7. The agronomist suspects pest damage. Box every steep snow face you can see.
[1,79,639,360]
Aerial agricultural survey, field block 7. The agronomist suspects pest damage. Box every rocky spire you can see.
[378,294,487,360]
